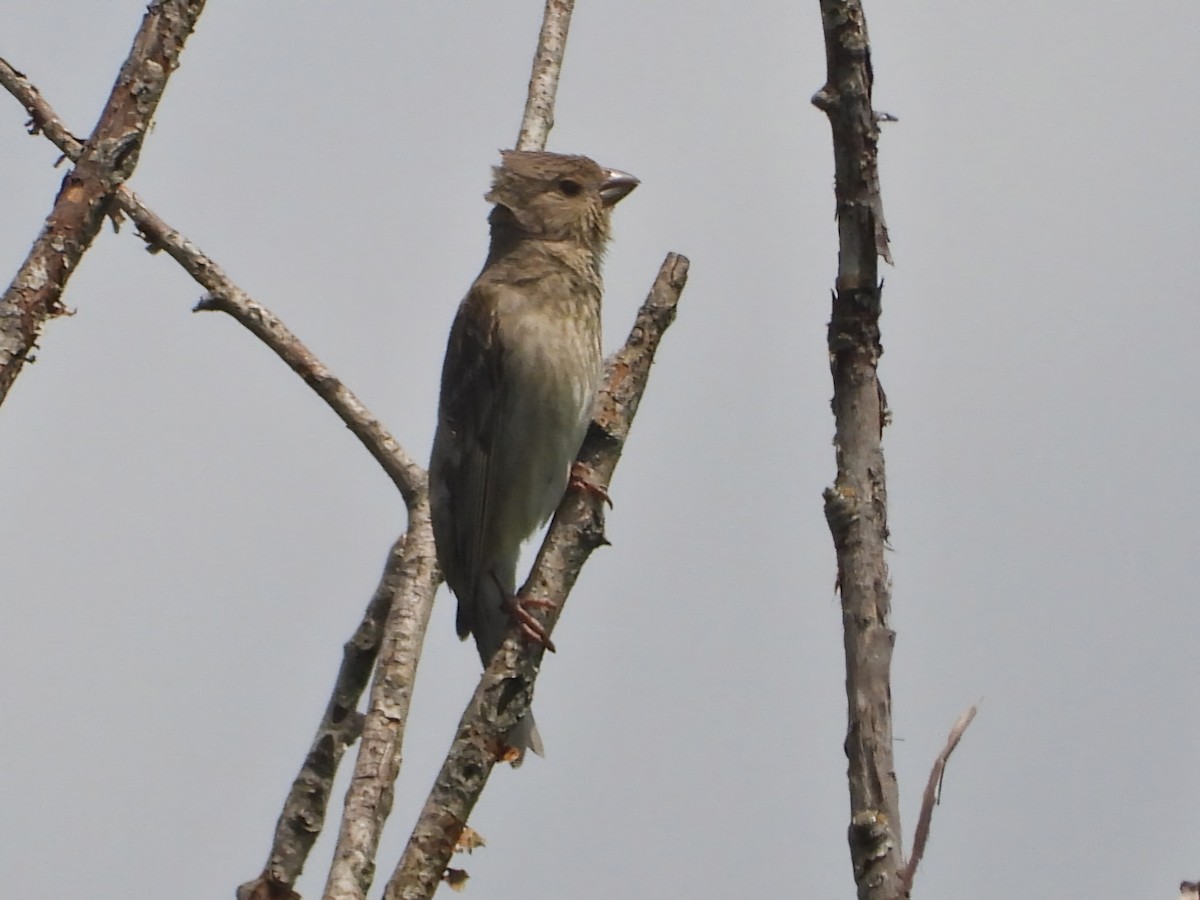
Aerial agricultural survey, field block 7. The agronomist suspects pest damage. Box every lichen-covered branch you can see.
[381,253,688,900]
[0,0,205,404]
[811,2,903,898]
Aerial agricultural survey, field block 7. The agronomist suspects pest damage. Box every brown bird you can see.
[429,150,639,760]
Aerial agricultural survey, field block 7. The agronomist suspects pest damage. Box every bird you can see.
[429,150,639,761]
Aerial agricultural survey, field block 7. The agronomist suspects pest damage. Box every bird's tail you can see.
[507,712,544,766]
[469,573,545,764]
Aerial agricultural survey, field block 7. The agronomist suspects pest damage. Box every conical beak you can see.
[599,168,639,206]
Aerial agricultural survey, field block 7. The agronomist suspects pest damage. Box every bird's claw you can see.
[504,592,557,652]
[569,461,612,507]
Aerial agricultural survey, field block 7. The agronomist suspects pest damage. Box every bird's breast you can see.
[492,298,602,535]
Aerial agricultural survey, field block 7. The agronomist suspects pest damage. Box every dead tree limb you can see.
[320,501,439,900]
[812,1,903,898]
[516,0,574,152]
[0,58,424,503]
[0,46,429,900]
[232,535,423,900]
[898,705,978,896]
[0,0,205,405]
[3,5,682,898]
[192,289,424,504]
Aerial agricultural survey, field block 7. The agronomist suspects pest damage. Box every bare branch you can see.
[2,50,436,893]
[381,253,689,900]
[322,501,439,900]
[515,0,575,151]
[0,60,425,505]
[5,12,677,900]
[813,1,903,897]
[811,2,891,269]
[0,61,84,153]
[897,704,979,896]
[193,289,424,506]
[0,0,205,405]
[234,535,417,900]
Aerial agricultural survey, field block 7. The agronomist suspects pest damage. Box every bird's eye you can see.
[557,179,582,197]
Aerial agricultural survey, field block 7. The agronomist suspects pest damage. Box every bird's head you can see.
[486,150,639,250]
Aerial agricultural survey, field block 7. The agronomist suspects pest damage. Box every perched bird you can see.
[429,150,639,760]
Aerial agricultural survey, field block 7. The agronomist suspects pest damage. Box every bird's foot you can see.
[569,461,612,507]
[503,592,557,653]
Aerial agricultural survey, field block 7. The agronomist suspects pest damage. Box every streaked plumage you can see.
[429,150,638,760]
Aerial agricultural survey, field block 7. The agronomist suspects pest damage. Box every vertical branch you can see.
[318,5,580,894]
[811,2,903,899]
[0,0,205,405]
[235,536,418,900]
[515,0,574,152]
[320,500,440,900]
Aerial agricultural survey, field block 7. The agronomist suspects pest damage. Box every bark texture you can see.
[812,2,903,898]
[516,0,575,152]
[321,503,439,900]
[0,0,205,404]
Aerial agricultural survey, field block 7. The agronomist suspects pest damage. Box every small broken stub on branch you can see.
[454,825,486,854]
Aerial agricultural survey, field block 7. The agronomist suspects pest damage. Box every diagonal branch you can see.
[192,289,424,505]
[0,58,424,505]
[382,253,688,900]
[0,0,205,405]
[5,9,678,900]
[0,52,432,898]
[897,704,978,897]
[812,1,902,898]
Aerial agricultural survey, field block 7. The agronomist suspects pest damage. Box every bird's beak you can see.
[599,168,639,206]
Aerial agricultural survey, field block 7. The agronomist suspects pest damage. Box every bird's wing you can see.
[437,283,507,639]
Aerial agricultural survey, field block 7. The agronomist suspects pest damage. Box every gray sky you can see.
[3,3,1198,898]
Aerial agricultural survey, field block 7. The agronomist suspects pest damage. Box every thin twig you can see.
[515,0,574,152]
[897,704,978,897]
[0,0,205,405]
[0,60,84,153]
[0,58,424,505]
[382,253,689,900]
[812,1,903,898]
[194,289,423,505]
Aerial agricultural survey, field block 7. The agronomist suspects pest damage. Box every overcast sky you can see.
[3,3,1198,899]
